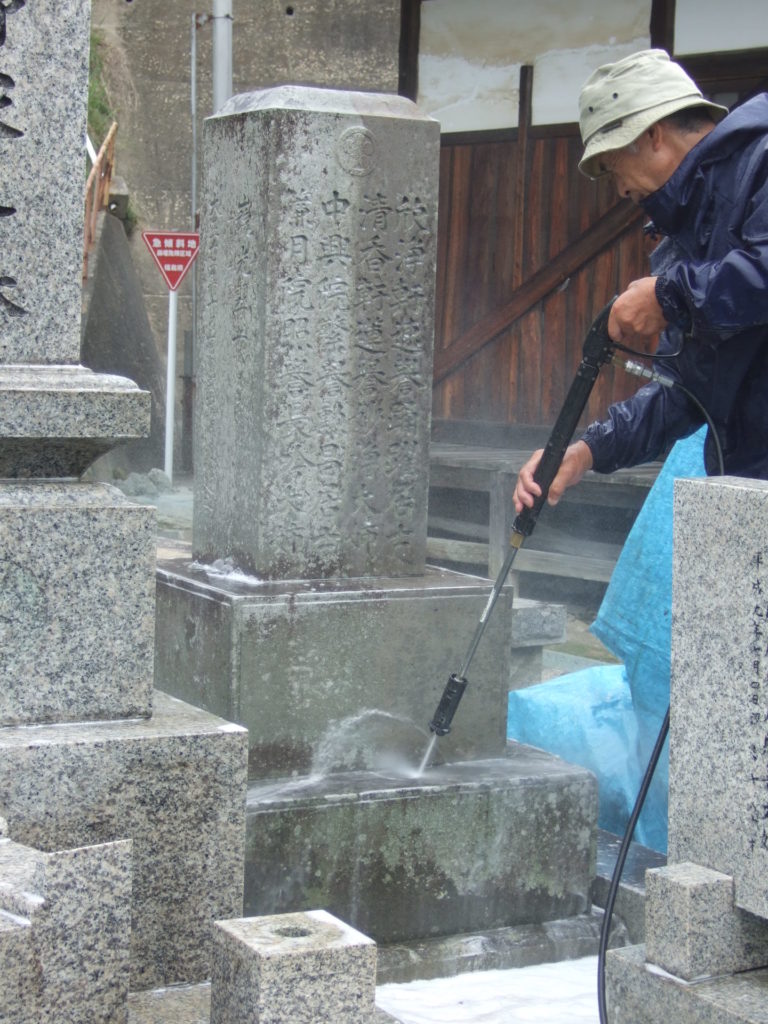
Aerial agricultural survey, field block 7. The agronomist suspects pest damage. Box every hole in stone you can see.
[275,925,311,938]
[286,5,295,14]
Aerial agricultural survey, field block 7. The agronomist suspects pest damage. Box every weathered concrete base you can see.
[0,691,248,990]
[155,562,525,776]
[245,749,597,945]
[607,943,768,1023]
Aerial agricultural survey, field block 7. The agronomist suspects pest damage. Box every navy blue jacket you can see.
[581,93,768,479]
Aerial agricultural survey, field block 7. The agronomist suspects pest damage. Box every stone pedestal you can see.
[245,751,597,946]
[155,562,517,775]
[211,910,376,1024]
[194,86,440,579]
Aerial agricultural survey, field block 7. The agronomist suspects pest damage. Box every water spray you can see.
[418,298,617,773]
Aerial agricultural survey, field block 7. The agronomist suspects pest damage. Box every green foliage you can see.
[88,31,114,147]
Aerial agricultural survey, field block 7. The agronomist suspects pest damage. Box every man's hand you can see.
[608,277,667,345]
[513,440,594,513]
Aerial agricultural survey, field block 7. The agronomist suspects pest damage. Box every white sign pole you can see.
[164,287,178,482]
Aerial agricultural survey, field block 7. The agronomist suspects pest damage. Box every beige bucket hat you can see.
[578,49,728,179]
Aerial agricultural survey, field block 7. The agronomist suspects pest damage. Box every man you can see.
[514,49,768,516]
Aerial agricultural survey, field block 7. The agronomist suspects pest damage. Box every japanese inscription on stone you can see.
[0,0,26,320]
[196,89,439,578]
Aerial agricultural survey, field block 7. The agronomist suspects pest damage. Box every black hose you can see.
[597,707,670,1023]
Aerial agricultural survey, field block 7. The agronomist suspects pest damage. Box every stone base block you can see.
[0,836,132,1023]
[211,910,376,1024]
[0,691,248,990]
[245,748,597,944]
[0,365,150,477]
[607,943,768,1023]
[156,561,522,777]
[0,481,155,726]
[645,862,768,980]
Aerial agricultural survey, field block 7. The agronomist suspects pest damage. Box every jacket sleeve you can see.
[654,165,768,339]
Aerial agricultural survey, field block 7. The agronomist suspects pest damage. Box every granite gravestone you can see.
[194,86,439,579]
[0,0,152,721]
[0,1,248,1010]
[668,476,768,916]
[606,477,768,1022]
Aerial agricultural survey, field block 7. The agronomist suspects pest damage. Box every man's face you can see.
[598,126,678,204]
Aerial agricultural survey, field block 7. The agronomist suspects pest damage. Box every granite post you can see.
[211,910,377,1024]
[194,86,439,580]
[606,477,768,1022]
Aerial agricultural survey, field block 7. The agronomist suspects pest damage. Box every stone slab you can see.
[0,0,91,363]
[244,750,598,945]
[669,477,768,919]
[211,910,376,1024]
[0,481,155,726]
[0,837,132,1024]
[0,690,249,989]
[155,562,515,777]
[645,862,768,981]
[607,943,768,1023]
[377,909,627,984]
[0,365,151,477]
[195,86,440,579]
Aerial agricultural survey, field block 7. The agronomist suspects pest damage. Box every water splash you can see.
[311,708,431,779]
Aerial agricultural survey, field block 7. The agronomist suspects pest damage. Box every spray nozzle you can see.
[428,673,468,736]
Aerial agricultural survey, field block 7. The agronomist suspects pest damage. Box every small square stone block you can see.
[645,861,768,980]
[211,910,377,1024]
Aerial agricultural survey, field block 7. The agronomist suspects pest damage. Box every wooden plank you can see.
[432,200,643,385]
[425,537,619,583]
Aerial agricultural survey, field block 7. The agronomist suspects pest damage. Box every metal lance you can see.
[419,299,617,770]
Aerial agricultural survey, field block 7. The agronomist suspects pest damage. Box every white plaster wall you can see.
[417,0,652,132]
[675,0,768,54]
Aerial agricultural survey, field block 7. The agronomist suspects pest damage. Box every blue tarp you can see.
[508,428,707,852]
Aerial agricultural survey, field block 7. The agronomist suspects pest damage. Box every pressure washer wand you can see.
[423,299,617,756]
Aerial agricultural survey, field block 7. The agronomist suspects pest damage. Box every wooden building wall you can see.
[431,121,651,430]
[404,0,768,435]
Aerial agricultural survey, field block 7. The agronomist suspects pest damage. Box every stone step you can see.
[245,749,597,949]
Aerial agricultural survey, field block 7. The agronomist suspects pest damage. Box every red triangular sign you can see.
[142,230,200,291]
